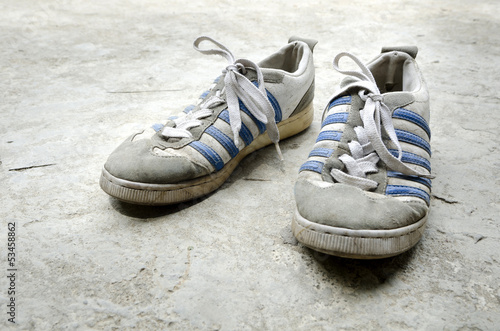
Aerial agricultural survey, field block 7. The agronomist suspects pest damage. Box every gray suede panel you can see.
[383,92,415,113]
[322,157,343,183]
[104,137,207,184]
[367,160,388,195]
[263,71,284,84]
[290,80,315,117]
[295,178,426,230]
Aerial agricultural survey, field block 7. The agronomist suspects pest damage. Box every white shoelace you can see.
[328,52,430,190]
[162,36,283,160]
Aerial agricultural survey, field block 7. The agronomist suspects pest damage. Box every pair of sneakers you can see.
[100,36,432,259]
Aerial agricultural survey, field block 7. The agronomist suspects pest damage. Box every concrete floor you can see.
[1,0,499,330]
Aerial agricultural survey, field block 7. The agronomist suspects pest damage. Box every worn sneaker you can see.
[293,47,432,259]
[100,36,317,205]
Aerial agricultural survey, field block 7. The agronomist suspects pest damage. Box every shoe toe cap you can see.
[294,178,427,230]
[104,137,206,184]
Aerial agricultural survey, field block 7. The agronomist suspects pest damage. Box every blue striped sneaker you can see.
[293,47,432,259]
[100,36,317,205]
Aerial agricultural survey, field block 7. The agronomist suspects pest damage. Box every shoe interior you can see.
[368,52,421,93]
[259,42,308,74]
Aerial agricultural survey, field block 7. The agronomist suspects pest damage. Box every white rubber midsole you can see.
[292,207,427,259]
[293,208,427,239]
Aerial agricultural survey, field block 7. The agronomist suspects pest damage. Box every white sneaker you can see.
[100,36,317,205]
[293,47,432,259]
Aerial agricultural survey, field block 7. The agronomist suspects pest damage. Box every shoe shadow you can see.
[304,244,419,290]
[224,126,314,186]
[108,192,213,220]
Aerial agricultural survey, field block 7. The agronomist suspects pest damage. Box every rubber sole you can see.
[100,102,314,205]
[292,208,427,259]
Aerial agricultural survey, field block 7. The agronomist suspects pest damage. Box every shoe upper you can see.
[295,47,431,230]
[104,37,316,184]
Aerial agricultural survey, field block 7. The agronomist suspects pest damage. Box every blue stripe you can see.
[251,81,282,123]
[267,90,282,123]
[387,171,432,189]
[395,129,431,155]
[393,108,431,138]
[389,149,431,172]
[328,95,352,109]
[386,185,430,205]
[200,90,210,99]
[219,109,230,123]
[218,109,254,146]
[316,130,343,142]
[213,76,221,83]
[299,160,324,174]
[151,123,164,132]
[239,100,266,134]
[322,112,349,127]
[239,123,253,146]
[205,126,239,158]
[308,148,334,158]
[183,105,195,114]
[189,141,224,171]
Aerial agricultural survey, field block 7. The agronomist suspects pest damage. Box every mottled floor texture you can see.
[1,0,499,330]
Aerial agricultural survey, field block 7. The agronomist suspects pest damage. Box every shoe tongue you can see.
[381,46,418,59]
[340,77,415,111]
[219,67,260,86]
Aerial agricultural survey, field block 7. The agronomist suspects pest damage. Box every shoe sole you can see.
[292,208,427,259]
[100,102,314,205]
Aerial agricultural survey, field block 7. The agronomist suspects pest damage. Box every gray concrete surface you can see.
[1,0,499,330]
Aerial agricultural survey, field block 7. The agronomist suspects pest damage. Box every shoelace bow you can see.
[328,52,431,190]
[162,36,283,160]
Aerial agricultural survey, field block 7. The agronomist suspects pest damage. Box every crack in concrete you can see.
[432,194,459,204]
[8,163,56,171]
